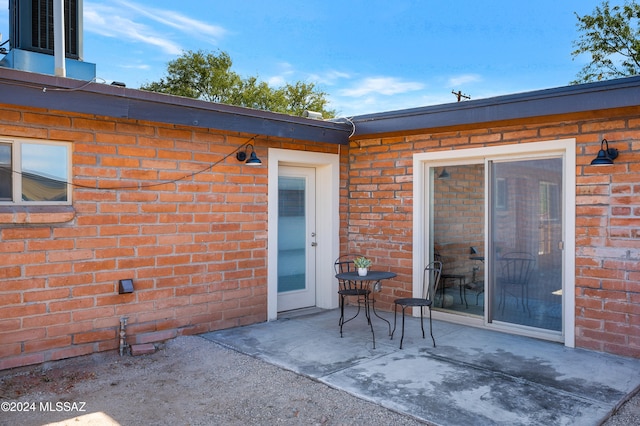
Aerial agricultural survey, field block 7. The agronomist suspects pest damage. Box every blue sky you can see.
[0,1,614,117]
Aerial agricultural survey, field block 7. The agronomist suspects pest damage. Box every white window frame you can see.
[0,137,72,205]
[413,139,576,348]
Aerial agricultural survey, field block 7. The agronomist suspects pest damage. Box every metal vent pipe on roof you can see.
[54,0,66,77]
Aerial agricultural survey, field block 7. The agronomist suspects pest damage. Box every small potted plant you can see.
[354,256,372,276]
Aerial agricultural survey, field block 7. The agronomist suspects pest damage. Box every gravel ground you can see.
[0,336,426,426]
[0,335,638,426]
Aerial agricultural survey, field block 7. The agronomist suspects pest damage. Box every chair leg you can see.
[364,294,375,349]
[391,304,397,340]
[371,296,392,336]
[429,306,436,347]
[339,294,345,337]
[522,285,531,316]
[399,306,406,349]
[420,307,425,339]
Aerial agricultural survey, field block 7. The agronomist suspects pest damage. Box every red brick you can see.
[134,329,177,345]
[23,288,71,303]
[130,343,156,356]
[73,329,116,344]
[23,312,71,328]
[0,328,46,344]
[50,344,95,361]
[24,336,72,353]
[0,353,45,370]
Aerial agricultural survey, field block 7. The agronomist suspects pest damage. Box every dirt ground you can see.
[0,336,425,426]
[0,335,638,426]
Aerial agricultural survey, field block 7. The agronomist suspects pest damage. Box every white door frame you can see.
[413,139,576,347]
[267,148,340,320]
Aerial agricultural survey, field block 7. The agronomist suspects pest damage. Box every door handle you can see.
[311,242,318,247]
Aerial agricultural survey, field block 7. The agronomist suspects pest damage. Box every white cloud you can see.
[84,0,228,56]
[114,0,227,42]
[120,63,151,70]
[339,77,425,97]
[84,3,183,55]
[267,76,286,87]
[447,74,482,87]
[265,62,295,87]
[307,70,352,85]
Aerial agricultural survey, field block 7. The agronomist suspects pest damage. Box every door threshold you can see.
[277,307,326,319]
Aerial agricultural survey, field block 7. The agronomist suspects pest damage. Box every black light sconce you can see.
[438,168,450,179]
[236,144,262,166]
[119,279,134,294]
[590,139,619,166]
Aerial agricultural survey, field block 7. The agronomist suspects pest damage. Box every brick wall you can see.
[348,108,640,358]
[0,104,338,370]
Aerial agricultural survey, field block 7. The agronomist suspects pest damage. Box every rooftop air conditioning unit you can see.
[10,0,82,59]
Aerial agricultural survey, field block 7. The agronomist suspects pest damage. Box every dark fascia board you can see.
[350,76,640,137]
[0,68,353,145]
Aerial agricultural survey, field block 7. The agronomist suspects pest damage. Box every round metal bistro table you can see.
[335,270,396,348]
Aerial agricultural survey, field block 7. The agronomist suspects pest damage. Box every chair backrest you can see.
[434,250,452,274]
[422,261,443,300]
[334,255,364,290]
[499,252,535,285]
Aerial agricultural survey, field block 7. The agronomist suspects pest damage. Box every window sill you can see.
[0,205,75,224]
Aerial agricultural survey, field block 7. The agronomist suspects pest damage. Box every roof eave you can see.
[351,76,640,137]
[0,68,353,145]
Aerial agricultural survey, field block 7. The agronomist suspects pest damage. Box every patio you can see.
[203,307,640,426]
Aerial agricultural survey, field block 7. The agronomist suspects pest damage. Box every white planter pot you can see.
[357,268,368,276]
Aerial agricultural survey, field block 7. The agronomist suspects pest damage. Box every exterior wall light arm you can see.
[590,139,619,166]
[236,143,262,166]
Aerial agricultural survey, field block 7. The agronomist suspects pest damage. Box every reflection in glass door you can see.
[277,166,316,312]
[489,158,563,332]
[430,158,564,334]
[432,164,485,317]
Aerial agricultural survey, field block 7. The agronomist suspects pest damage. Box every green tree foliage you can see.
[140,50,335,118]
[572,1,640,83]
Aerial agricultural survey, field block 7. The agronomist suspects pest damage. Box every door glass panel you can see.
[432,164,485,316]
[489,158,563,331]
[278,176,306,293]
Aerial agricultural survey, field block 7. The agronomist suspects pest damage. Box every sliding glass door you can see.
[428,147,568,339]
[489,158,563,331]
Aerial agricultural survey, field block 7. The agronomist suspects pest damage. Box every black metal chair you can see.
[391,261,442,349]
[334,255,372,338]
[497,252,536,315]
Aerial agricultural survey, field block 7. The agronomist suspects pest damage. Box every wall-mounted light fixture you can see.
[590,139,619,166]
[236,144,262,166]
[119,279,134,294]
[438,168,450,179]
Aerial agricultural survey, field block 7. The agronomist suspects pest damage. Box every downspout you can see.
[53,0,66,77]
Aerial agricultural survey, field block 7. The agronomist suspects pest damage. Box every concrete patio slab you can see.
[201,308,640,426]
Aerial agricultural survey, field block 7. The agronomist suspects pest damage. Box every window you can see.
[539,181,560,221]
[0,138,71,204]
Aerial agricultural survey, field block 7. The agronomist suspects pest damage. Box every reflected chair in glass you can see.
[464,251,485,308]
[434,250,465,307]
[391,261,442,349]
[334,255,372,338]
[497,252,536,315]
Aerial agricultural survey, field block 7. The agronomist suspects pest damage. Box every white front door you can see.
[277,166,316,312]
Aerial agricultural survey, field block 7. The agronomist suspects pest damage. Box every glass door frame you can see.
[267,148,341,321]
[413,139,576,347]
